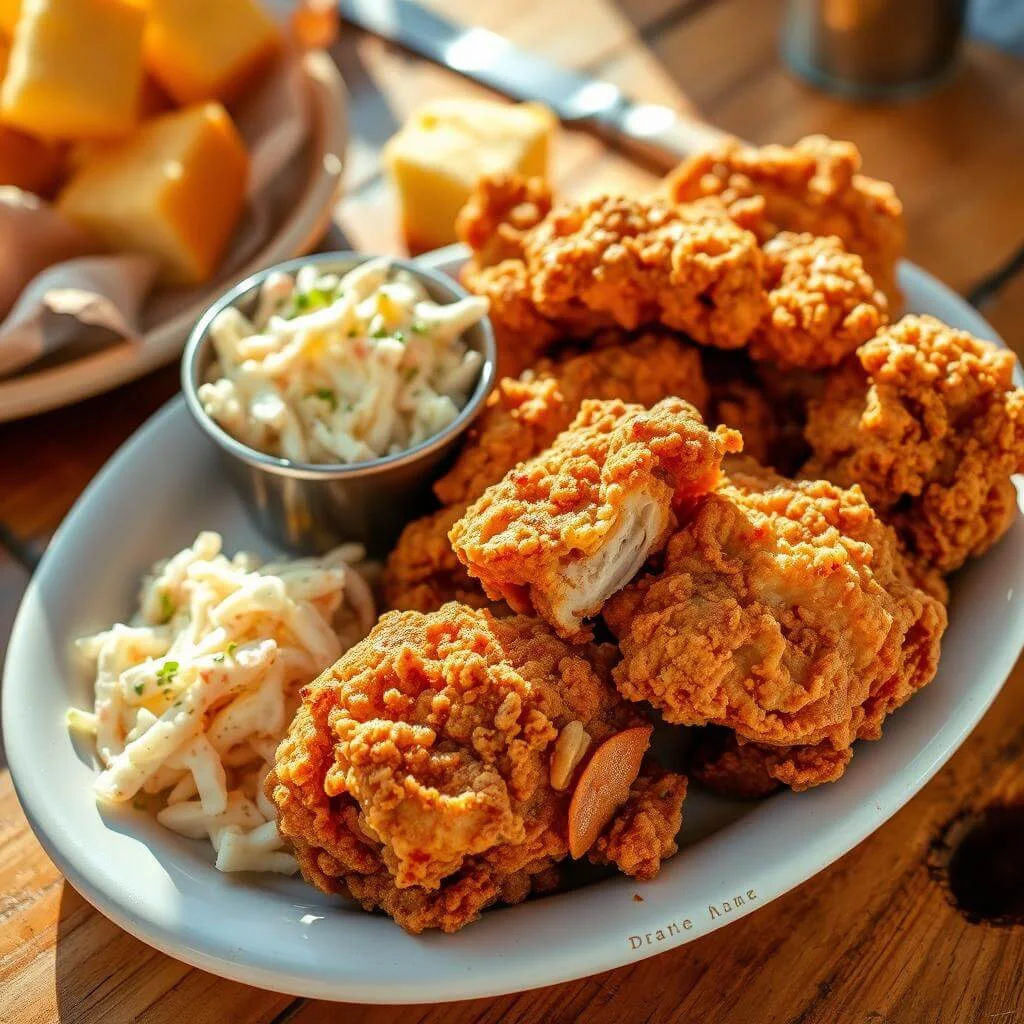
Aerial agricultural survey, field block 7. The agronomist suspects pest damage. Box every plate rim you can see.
[4,254,1023,1003]
[0,49,348,424]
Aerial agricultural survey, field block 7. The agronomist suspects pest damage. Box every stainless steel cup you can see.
[781,0,968,100]
[181,252,496,557]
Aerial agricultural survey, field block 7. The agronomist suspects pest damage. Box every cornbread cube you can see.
[0,0,19,34]
[58,103,249,286]
[0,33,64,194]
[66,74,175,174]
[384,98,555,253]
[143,0,281,105]
[0,0,145,140]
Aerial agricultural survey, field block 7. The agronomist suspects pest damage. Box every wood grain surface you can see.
[1,1,1023,1022]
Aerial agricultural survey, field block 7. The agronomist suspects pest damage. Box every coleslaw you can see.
[198,258,488,464]
[67,532,376,875]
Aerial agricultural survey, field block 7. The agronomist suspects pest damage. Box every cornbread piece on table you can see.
[0,0,144,140]
[604,459,947,790]
[58,102,248,286]
[142,0,281,105]
[385,99,555,254]
[804,314,1024,573]
[451,397,742,641]
[665,134,905,308]
[267,604,686,933]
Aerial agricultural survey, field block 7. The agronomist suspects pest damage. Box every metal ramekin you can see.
[181,252,496,556]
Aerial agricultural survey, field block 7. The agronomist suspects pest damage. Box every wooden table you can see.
[2,2,1023,1021]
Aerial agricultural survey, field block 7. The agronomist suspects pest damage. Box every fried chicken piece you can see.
[381,504,492,613]
[709,377,775,465]
[267,605,685,933]
[461,259,563,378]
[457,179,767,355]
[604,459,947,788]
[687,727,851,798]
[587,768,687,879]
[451,398,742,641]
[804,315,1024,573]
[520,194,766,350]
[434,332,710,507]
[751,232,887,370]
[665,135,905,307]
[456,173,553,270]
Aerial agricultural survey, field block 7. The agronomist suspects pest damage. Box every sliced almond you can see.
[550,720,591,790]
[568,725,652,858]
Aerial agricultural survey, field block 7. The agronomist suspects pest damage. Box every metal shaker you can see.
[781,0,969,100]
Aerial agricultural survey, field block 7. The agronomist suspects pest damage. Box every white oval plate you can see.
[0,50,348,424]
[4,251,1023,1003]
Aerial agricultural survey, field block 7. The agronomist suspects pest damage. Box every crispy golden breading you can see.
[520,195,766,349]
[456,173,553,270]
[457,179,767,354]
[450,398,742,640]
[804,315,1024,573]
[665,135,905,307]
[267,605,685,933]
[751,232,887,370]
[460,259,563,379]
[434,332,711,508]
[687,728,851,798]
[604,460,947,789]
[587,769,687,879]
[709,377,775,465]
[381,505,490,613]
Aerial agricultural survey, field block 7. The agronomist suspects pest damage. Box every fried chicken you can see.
[451,398,742,641]
[456,173,553,270]
[434,332,710,508]
[459,177,767,355]
[381,504,490,613]
[267,605,685,933]
[751,232,888,370]
[687,727,851,798]
[708,376,775,465]
[461,259,564,378]
[520,194,765,348]
[665,135,905,307]
[804,315,1024,573]
[604,459,947,789]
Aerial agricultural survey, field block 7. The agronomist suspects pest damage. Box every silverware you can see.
[337,0,726,168]
[180,252,497,556]
[781,0,968,100]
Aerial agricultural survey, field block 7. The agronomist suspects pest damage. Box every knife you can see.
[337,0,728,169]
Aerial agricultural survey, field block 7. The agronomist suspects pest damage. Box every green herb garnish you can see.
[284,287,333,320]
[213,653,225,664]
[371,326,389,339]
[156,660,179,681]
[134,682,145,696]
[159,591,175,622]
[410,321,426,335]
[312,387,337,410]
[226,642,238,657]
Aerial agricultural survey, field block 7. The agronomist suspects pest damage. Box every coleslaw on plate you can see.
[198,258,488,464]
[67,531,376,874]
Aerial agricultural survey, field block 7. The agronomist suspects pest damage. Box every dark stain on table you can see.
[928,802,1024,927]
